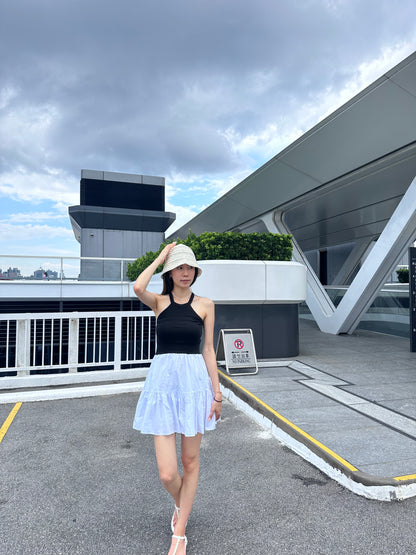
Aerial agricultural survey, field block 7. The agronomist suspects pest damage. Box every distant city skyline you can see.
[0,265,60,280]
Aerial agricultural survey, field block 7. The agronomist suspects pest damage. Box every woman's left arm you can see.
[201,298,222,421]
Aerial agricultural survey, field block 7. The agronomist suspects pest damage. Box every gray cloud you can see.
[1,0,415,195]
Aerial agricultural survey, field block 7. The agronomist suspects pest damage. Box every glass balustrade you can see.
[300,284,410,338]
[0,255,136,282]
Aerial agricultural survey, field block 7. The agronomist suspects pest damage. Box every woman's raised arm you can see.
[133,242,176,310]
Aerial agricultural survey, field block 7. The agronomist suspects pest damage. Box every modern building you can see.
[32,269,59,280]
[69,170,175,279]
[170,51,416,337]
[0,267,22,280]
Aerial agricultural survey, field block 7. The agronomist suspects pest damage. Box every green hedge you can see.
[396,267,409,283]
[126,230,292,281]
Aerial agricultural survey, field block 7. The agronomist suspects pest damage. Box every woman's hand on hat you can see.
[158,242,176,263]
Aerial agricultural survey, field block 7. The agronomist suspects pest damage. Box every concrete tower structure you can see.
[69,169,175,279]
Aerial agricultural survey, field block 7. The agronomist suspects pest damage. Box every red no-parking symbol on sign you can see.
[234,339,244,349]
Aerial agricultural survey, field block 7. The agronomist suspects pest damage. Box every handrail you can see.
[0,310,155,376]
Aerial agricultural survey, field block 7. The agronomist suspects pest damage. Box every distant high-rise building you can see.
[5,267,22,279]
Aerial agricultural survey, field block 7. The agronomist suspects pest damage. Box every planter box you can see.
[194,260,306,304]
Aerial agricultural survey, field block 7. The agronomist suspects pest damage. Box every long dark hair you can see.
[161,268,198,295]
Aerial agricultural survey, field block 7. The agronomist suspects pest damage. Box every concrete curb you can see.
[0,381,144,404]
[219,370,416,501]
[0,368,149,390]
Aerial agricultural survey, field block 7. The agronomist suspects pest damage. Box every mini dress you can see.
[133,292,217,437]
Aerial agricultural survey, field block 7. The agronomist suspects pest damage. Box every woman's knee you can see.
[158,467,178,487]
[181,453,199,474]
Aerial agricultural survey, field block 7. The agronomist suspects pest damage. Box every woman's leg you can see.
[174,433,202,536]
[155,433,202,555]
[154,434,182,507]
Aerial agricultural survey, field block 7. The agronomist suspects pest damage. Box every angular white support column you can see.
[332,178,416,334]
[262,177,416,335]
[262,211,336,329]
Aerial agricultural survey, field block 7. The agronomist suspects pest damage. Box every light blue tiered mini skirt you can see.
[133,353,217,437]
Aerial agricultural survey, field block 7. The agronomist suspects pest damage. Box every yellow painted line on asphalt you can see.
[0,402,22,444]
[394,474,416,482]
[218,369,358,473]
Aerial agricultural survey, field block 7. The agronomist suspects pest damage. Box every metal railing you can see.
[0,311,156,376]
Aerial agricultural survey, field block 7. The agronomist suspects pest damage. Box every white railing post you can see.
[16,318,30,376]
[68,317,79,373]
[114,314,122,371]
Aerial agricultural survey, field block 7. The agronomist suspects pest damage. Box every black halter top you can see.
[156,292,203,355]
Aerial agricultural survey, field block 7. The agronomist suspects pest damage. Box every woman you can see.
[132,242,222,555]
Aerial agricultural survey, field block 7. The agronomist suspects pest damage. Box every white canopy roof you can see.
[171,52,416,252]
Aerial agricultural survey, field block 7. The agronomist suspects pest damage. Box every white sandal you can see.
[170,505,180,533]
[171,534,187,555]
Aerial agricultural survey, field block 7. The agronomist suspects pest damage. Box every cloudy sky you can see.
[1,0,416,270]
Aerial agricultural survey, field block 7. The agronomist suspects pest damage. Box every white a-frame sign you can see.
[216,329,258,376]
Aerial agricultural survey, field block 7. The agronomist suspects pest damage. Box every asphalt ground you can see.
[2,392,416,555]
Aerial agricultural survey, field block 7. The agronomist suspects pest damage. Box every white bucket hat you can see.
[161,244,202,277]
